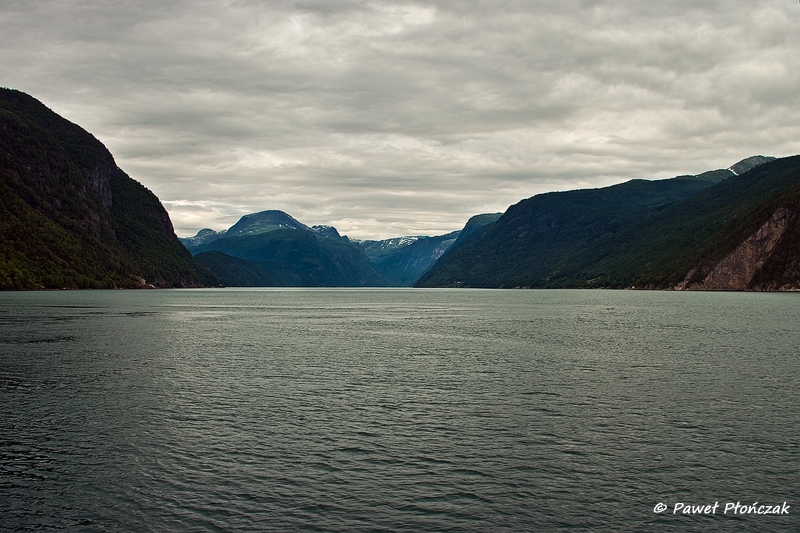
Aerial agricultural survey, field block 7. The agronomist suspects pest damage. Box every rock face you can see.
[0,88,216,289]
[677,208,794,290]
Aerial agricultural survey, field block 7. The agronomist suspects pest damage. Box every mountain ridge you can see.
[416,155,799,290]
[183,210,502,287]
[184,223,389,287]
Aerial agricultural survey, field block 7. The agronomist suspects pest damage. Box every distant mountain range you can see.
[180,210,499,287]
[3,88,798,292]
[186,158,800,291]
[360,232,460,286]
[0,88,216,289]
[189,223,387,287]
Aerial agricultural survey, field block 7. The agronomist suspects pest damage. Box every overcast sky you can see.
[2,1,799,239]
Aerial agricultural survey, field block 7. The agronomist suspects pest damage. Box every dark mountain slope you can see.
[362,231,460,286]
[193,251,279,286]
[179,212,352,250]
[225,210,309,237]
[108,172,216,287]
[451,213,503,249]
[0,88,215,289]
[416,173,724,288]
[359,214,503,286]
[192,228,388,287]
[556,155,800,289]
[417,156,799,290]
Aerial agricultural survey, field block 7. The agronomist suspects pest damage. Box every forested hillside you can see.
[0,88,216,289]
[417,156,800,290]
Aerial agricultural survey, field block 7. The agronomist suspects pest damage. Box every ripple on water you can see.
[1,289,798,532]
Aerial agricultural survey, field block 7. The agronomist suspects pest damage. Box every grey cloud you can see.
[1,0,799,239]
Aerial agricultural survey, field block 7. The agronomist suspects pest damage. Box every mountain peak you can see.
[462,212,503,233]
[729,155,776,176]
[311,225,348,241]
[226,210,309,237]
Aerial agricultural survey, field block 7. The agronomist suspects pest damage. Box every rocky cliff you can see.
[677,208,795,290]
[0,88,216,289]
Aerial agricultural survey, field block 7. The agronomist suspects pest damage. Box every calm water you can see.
[1,288,798,532]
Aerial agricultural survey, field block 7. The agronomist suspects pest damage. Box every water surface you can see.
[1,289,798,531]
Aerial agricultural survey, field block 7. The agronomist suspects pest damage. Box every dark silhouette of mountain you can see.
[310,225,349,241]
[459,212,503,237]
[361,231,460,286]
[186,218,388,286]
[0,88,216,290]
[565,155,800,290]
[185,209,467,287]
[193,251,279,286]
[180,227,228,248]
[448,212,503,250]
[416,156,798,290]
[225,210,309,237]
[358,213,502,286]
[178,212,352,250]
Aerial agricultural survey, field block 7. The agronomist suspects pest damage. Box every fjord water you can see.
[1,289,797,532]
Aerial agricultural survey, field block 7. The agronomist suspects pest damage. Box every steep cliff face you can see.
[676,208,795,290]
[0,88,216,290]
[86,159,115,209]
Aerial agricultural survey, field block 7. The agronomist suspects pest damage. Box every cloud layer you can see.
[2,0,799,238]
